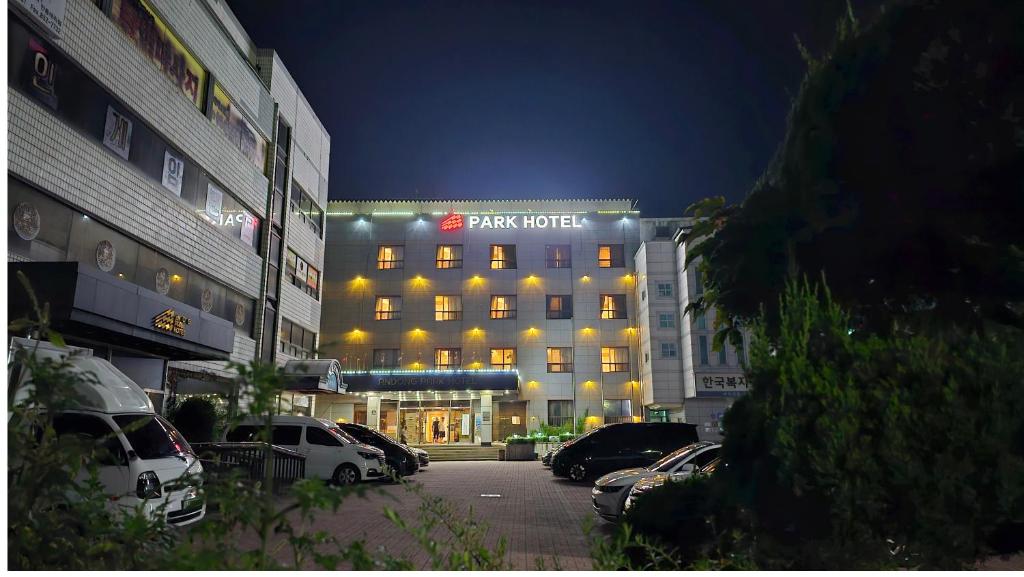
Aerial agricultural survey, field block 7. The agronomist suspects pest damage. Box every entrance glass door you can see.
[398,401,476,445]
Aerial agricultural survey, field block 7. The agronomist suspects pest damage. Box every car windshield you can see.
[113,414,193,459]
[328,426,358,444]
[649,443,705,472]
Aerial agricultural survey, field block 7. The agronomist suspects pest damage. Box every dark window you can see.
[693,267,704,294]
[603,399,632,424]
[113,414,192,459]
[271,425,302,445]
[289,180,322,237]
[53,413,127,466]
[693,447,720,469]
[279,317,316,359]
[655,225,672,238]
[490,244,516,269]
[547,347,573,373]
[435,245,463,269]
[225,425,259,442]
[600,294,628,319]
[546,295,573,319]
[285,249,319,300]
[547,400,573,427]
[306,426,342,446]
[545,244,571,268]
[598,244,624,268]
[260,303,276,361]
[699,336,709,366]
[373,349,400,369]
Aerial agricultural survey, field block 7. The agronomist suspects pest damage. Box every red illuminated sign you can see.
[439,213,464,232]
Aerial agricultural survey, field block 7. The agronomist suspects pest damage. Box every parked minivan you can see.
[226,416,386,485]
[9,338,206,526]
[550,422,700,482]
[336,422,419,477]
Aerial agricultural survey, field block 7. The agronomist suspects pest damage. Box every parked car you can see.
[542,443,563,467]
[551,422,699,482]
[592,441,720,522]
[623,456,724,512]
[9,338,205,526]
[226,416,386,485]
[409,445,430,467]
[336,422,419,477]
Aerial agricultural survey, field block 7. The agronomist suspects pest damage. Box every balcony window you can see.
[489,295,517,319]
[434,295,462,321]
[434,348,462,370]
[545,244,571,268]
[598,244,624,268]
[374,296,401,320]
[490,244,517,269]
[377,245,404,270]
[547,347,574,373]
[546,295,573,319]
[600,294,627,319]
[373,349,400,369]
[548,400,573,427]
[490,348,516,370]
[435,244,463,269]
[601,347,629,373]
[603,399,632,424]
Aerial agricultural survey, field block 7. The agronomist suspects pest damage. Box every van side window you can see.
[225,425,259,442]
[271,425,302,445]
[54,413,128,466]
[306,426,341,447]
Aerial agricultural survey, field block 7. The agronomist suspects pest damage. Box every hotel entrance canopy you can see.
[340,369,520,394]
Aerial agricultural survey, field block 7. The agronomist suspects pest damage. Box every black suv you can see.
[551,422,699,482]
[336,423,419,477]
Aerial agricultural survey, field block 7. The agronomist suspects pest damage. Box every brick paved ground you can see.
[233,461,613,570]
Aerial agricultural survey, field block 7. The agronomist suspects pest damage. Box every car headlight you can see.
[186,459,203,477]
[357,451,379,460]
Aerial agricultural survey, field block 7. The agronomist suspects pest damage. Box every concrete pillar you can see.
[367,395,381,431]
[480,393,493,445]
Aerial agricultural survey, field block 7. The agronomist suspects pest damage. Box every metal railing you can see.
[192,442,305,491]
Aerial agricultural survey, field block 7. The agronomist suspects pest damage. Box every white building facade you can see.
[7,0,329,411]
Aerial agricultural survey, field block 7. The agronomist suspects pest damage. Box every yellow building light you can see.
[580,275,591,283]
[527,380,540,389]
[583,380,596,388]
[581,326,594,335]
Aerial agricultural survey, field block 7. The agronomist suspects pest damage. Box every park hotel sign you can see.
[440,212,584,231]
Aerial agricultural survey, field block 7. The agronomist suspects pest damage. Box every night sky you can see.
[227,0,883,216]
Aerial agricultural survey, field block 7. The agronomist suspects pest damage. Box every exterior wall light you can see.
[580,275,591,283]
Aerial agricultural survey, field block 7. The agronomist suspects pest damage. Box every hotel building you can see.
[7,0,330,410]
[316,199,748,444]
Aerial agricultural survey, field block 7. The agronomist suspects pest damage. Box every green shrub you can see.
[503,435,536,445]
[168,397,218,443]
[718,278,1024,569]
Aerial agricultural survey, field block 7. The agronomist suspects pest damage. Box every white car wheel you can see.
[334,464,359,486]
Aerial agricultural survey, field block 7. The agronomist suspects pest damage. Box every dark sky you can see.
[227,0,882,216]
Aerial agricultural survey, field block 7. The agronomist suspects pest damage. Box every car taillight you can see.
[137,471,161,499]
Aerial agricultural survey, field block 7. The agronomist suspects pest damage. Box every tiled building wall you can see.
[635,240,685,408]
[321,202,643,426]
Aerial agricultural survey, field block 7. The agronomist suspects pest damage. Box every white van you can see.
[227,415,387,485]
[8,338,205,526]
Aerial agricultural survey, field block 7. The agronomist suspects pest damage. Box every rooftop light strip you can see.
[340,368,521,376]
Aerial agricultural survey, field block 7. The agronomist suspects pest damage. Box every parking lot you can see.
[291,461,606,569]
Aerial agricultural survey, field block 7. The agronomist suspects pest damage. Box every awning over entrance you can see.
[340,369,520,393]
[282,359,346,394]
[9,262,234,360]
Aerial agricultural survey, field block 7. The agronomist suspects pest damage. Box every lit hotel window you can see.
[547,347,574,373]
[489,295,516,319]
[374,296,401,320]
[373,349,400,369]
[490,244,516,269]
[435,244,463,269]
[601,347,629,373]
[377,245,404,270]
[435,348,461,369]
[435,295,462,321]
[598,244,624,268]
[545,244,571,268]
[546,295,573,319]
[600,294,627,319]
[491,348,516,370]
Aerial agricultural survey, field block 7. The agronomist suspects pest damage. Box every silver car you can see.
[591,441,720,522]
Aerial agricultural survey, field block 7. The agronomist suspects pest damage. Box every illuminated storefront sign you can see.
[440,214,585,231]
[153,308,191,337]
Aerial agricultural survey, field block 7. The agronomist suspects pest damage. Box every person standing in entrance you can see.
[431,417,441,443]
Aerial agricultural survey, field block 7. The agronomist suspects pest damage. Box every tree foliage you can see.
[716,278,1024,569]
[686,0,1024,336]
